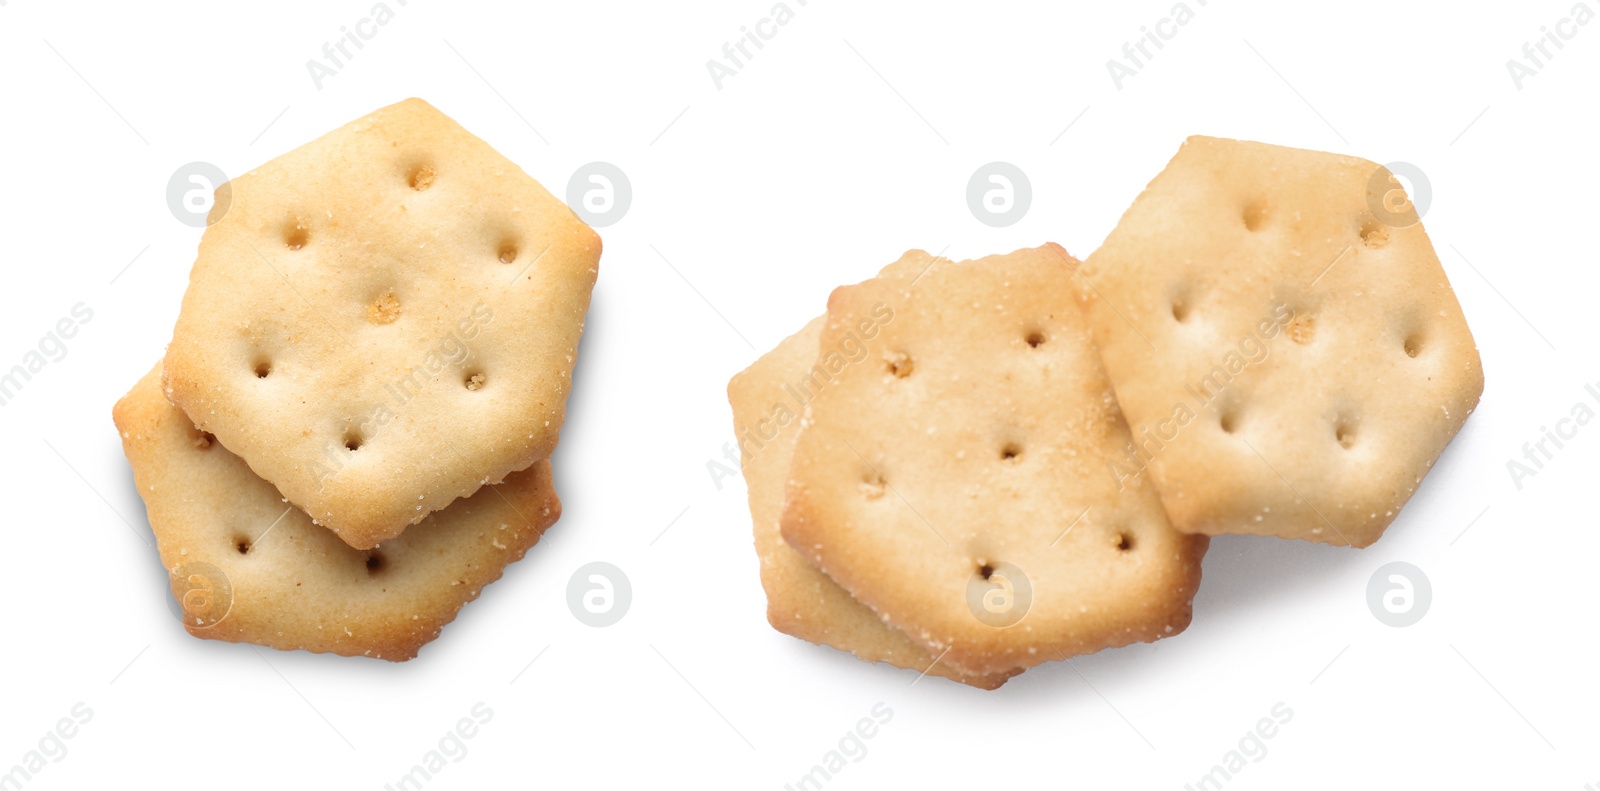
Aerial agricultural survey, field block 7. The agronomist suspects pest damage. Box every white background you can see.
[1,1,1595,788]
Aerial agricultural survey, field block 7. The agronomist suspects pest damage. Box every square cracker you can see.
[780,244,1208,677]
[730,281,1018,690]
[1074,136,1484,547]
[163,98,598,549]
[115,364,559,660]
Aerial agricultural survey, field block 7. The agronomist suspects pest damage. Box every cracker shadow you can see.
[977,631,1203,712]
[1189,533,1366,619]
[1004,534,1365,698]
[169,626,440,681]
[770,631,1018,697]
[769,614,1199,707]
[548,283,603,490]
[861,534,1367,706]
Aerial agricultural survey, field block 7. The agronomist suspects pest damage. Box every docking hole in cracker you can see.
[779,244,1209,677]
[161,98,600,549]
[728,253,1021,690]
[116,364,559,660]
[1074,136,1483,548]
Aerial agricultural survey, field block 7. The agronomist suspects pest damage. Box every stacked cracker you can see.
[115,99,600,660]
[729,137,1482,688]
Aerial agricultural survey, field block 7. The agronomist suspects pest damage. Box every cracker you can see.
[1074,136,1483,547]
[162,98,598,549]
[730,295,1018,689]
[779,245,1209,676]
[114,363,559,660]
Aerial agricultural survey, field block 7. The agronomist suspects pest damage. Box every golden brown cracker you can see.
[163,98,597,549]
[116,364,559,660]
[731,298,1017,689]
[780,245,1208,676]
[1075,136,1483,547]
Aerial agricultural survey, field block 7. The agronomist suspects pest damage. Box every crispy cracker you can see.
[1074,136,1483,547]
[780,244,1208,676]
[115,364,559,660]
[163,98,598,549]
[731,292,1018,689]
